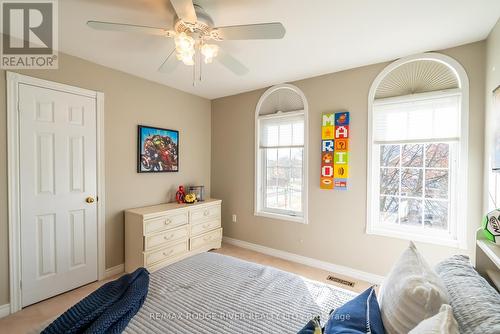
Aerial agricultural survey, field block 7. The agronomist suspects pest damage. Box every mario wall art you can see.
[138,125,179,173]
[320,111,349,190]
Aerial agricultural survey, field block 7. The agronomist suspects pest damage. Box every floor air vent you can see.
[326,275,355,287]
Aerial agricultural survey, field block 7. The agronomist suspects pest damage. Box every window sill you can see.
[254,211,307,224]
[366,226,466,249]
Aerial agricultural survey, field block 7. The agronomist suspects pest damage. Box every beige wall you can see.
[484,19,500,211]
[211,41,486,278]
[0,53,211,305]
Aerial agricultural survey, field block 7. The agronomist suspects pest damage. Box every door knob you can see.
[86,196,95,203]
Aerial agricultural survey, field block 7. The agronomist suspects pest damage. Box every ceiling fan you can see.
[87,0,286,80]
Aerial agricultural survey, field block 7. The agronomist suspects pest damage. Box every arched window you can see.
[255,84,308,223]
[367,53,469,248]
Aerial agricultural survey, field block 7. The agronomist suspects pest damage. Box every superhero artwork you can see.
[138,125,179,173]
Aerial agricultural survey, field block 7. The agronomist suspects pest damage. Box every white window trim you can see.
[366,53,469,249]
[254,84,309,224]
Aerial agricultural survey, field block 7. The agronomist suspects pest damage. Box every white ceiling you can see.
[60,0,500,99]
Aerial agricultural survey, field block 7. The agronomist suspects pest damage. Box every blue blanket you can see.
[42,268,149,334]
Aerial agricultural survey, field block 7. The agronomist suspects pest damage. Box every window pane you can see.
[401,168,423,197]
[292,122,304,146]
[402,144,423,167]
[264,124,279,147]
[424,200,448,230]
[399,198,422,227]
[266,186,278,208]
[277,148,291,167]
[290,190,302,212]
[380,196,399,224]
[380,168,400,195]
[279,123,292,146]
[266,167,277,187]
[425,143,449,168]
[265,148,277,167]
[277,187,287,208]
[291,148,303,167]
[425,169,448,199]
[291,167,302,186]
[380,145,400,167]
[276,167,289,188]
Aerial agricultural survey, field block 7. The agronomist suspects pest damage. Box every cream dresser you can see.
[124,199,222,273]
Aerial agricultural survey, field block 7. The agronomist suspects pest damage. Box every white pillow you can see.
[379,242,449,334]
[409,304,459,334]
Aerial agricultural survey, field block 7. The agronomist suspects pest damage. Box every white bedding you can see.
[124,252,356,333]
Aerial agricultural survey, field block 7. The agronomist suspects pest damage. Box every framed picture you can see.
[137,125,179,173]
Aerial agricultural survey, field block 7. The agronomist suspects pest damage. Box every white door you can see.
[19,83,98,307]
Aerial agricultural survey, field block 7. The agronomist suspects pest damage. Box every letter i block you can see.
[334,151,348,165]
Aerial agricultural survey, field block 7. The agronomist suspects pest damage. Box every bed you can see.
[123,252,356,333]
[40,238,500,334]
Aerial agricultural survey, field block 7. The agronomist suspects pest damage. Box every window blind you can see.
[372,94,460,143]
[259,115,304,148]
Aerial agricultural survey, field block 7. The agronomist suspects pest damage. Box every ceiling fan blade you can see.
[158,48,179,73]
[169,0,197,23]
[214,22,285,40]
[216,49,249,76]
[87,21,174,37]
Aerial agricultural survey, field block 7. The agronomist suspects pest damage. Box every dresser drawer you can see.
[143,211,188,235]
[190,204,221,224]
[190,219,221,237]
[190,228,222,251]
[144,225,189,251]
[144,240,188,266]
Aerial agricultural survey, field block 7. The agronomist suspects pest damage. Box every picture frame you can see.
[137,125,179,173]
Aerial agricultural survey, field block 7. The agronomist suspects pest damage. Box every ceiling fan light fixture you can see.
[174,32,195,66]
[176,48,195,65]
[174,32,194,53]
[201,43,219,64]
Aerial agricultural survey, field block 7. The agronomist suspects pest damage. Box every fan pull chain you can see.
[192,54,196,87]
[198,53,203,82]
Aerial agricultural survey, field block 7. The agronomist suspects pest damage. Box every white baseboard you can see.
[0,303,10,319]
[104,264,124,279]
[223,237,384,285]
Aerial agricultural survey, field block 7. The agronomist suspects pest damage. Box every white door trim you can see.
[6,72,106,314]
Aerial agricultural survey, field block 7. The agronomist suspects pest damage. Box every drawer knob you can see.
[164,234,174,240]
[163,249,173,256]
[204,210,209,216]
[164,219,171,225]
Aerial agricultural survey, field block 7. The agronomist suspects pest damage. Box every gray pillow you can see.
[435,255,500,334]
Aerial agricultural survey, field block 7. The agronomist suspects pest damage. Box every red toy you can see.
[175,185,186,204]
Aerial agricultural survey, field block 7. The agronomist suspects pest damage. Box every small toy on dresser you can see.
[175,185,200,204]
[175,185,186,204]
[187,185,205,202]
[184,193,197,204]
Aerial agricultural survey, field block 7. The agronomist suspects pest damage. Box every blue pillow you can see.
[324,286,385,334]
[297,316,322,334]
